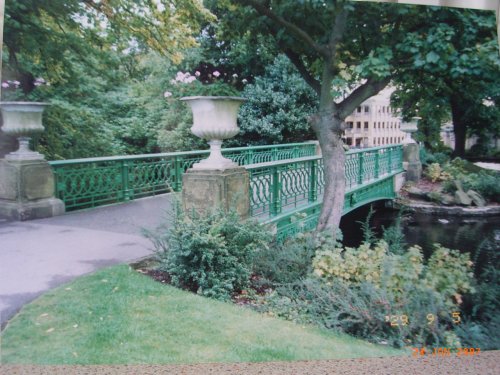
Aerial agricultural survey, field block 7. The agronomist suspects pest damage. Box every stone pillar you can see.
[403,143,422,183]
[0,158,65,220]
[182,167,250,219]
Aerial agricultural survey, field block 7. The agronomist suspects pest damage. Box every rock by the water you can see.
[407,186,428,200]
[438,219,449,224]
[455,190,472,206]
[440,194,455,206]
[467,190,486,207]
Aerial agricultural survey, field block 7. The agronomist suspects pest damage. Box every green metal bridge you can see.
[49,142,403,239]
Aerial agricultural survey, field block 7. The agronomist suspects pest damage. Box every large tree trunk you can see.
[450,95,467,158]
[311,117,348,237]
[315,117,346,233]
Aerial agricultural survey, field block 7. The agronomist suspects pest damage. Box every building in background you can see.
[343,88,406,148]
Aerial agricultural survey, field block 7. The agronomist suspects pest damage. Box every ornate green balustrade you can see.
[49,142,317,211]
[244,144,404,241]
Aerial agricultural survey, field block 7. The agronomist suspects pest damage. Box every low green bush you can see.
[442,170,500,202]
[252,233,317,285]
[253,221,475,348]
[457,257,500,350]
[313,241,474,308]
[257,278,460,348]
[433,158,500,203]
[420,148,452,167]
[148,207,271,300]
[424,163,452,182]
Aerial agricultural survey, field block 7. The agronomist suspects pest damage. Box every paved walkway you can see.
[2,351,500,374]
[0,194,174,329]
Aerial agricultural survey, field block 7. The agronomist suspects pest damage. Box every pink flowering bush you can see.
[1,77,50,101]
[164,69,240,99]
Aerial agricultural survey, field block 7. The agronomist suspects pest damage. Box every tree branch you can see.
[235,0,329,58]
[337,77,391,118]
[328,8,349,59]
[283,49,321,95]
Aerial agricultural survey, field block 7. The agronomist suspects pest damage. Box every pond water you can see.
[339,203,500,274]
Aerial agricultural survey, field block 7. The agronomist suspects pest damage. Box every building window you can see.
[364,122,369,129]
[382,122,385,128]
[347,121,353,129]
[357,106,362,113]
[364,105,370,113]
[356,121,361,129]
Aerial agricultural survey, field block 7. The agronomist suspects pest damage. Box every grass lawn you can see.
[1,265,402,364]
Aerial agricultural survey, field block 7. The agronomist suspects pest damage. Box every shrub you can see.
[257,238,474,347]
[436,158,500,203]
[313,240,473,308]
[253,233,316,285]
[148,207,271,300]
[423,246,475,306]
[420,148,452,167]
[233,54,318,146]
[442,171,500,203]
[424,163,451,182]
[257,278,457,348]
[456,263,500,350]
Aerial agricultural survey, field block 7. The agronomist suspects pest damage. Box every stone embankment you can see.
[395,199,500,217]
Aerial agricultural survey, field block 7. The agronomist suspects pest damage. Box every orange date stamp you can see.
[412,347,481,357]
[385,311,462,327]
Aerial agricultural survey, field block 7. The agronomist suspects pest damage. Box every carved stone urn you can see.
[0,101,65,220]
[180,96,246,170]
[0,101,48,160]
[180,96,249,219]
[401,116,420,144]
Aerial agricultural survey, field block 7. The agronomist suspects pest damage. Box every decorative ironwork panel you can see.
[344,153,360,189]
[247,145,403,225]
[50,142,317,211]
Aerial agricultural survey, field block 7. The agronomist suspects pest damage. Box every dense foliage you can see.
[1,0,211,159]
[249,222,480,349]
[391,7,500,156]
[148,207,271,301]
[232,55,318,146]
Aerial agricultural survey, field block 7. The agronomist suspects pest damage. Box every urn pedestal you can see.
[401,117,422,183]
[180,96,249,218]
[0,159,65,220]
[182,168,250,219]
[0,102,65,221]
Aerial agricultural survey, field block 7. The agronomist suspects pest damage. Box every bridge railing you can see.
[245,144,404,221]
[48,142,317,211]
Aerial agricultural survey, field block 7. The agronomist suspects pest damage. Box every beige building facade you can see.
[343,88,406,148]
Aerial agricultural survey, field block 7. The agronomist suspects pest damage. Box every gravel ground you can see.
[2,351,499,375]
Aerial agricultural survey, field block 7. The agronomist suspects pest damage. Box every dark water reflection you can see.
[340,203,500,273]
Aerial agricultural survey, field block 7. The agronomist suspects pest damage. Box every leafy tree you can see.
[392,8,499,157]
[1,0,212,158]
[216,0,428,234]
[233,54,318,146]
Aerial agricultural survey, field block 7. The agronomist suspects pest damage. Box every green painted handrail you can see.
[49,142,318,211]
[245,144,404,220]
